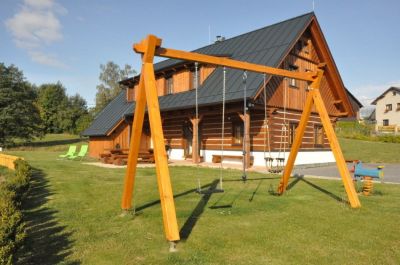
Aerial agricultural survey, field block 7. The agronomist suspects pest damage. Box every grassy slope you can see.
[11,134,88,152]
[10,149,400,265]
[339,138,400,163]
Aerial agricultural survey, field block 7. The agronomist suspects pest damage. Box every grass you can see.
[10,134,88,152]
[339,137,400,163]
[7,149,400,265]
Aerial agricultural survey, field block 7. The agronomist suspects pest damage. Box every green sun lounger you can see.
[69,145,88,160]
[59,145,77,159]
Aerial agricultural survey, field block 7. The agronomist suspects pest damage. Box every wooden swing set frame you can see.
[121,35,361,243]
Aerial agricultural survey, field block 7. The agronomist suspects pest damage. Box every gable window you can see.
[288,65,298,88]
[190,67,200,90]
[383,119,389,126]
[295,41,303,53]
[392,91,396,96]
[385,104,392,112]
[288,122,298,147]
[314,125,324,147]
[166,76,173,95]
[303,39,310,54]
[232,121,244,145]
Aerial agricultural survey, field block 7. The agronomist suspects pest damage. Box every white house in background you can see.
[371,87,400,133]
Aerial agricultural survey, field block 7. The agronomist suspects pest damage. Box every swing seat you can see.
[276,158,285,162]
[264,157,274,162]
[196,188,224,195]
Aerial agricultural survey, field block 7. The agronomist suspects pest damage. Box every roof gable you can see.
[371,87,400,105]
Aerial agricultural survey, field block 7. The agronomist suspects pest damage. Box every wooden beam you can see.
[312,89,361,208]
[122,35,180,243]
[277,86,315,194]
[134,37,316,82]
[121,66,147,210]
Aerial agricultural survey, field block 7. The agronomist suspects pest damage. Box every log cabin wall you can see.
[126,64,216,102]
[89,122,130,157]
[160,106,331,153]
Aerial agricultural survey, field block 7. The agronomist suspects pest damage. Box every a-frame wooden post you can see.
[121,35,180,242]
[190,115,202,164]
[277,66,361,208]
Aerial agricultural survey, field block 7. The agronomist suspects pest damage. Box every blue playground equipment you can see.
[353,161,384,180]
[351,161,384,195]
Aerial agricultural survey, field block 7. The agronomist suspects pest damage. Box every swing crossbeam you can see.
[121,34,361,245]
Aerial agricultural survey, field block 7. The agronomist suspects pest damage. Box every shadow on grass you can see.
[179,180,219,241]
[249,179,263,202]
[16,168,79,265]
[135,182,214,213]
[296,175,348,204]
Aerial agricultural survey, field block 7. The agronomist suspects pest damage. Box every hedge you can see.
[0,159,32,265]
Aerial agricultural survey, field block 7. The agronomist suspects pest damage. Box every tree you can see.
[67,94,89,134]
[37,82,69,133]
[37,83,89,134]
[0,63,43,147]
[94,61,135,114]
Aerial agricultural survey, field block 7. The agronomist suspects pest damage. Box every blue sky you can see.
[1,0,399,107]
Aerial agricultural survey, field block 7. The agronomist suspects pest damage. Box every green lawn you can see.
[339,137,400,163]
[8,149,400,265]
[11,134,88,152]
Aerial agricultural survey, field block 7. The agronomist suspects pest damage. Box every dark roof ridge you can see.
[371,86,400,105]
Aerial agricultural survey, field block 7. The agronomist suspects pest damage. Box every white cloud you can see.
[5,0,67,68]
[28,50,67,68]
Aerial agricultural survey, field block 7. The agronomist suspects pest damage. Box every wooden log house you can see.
[83,13,362,167]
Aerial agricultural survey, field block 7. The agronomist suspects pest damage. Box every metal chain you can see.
[219,67,226,190]
[242,71,248,181]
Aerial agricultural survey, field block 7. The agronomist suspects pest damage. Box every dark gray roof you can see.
[126,12,314,110]
[82,91,132,136]
[85,13,315,136]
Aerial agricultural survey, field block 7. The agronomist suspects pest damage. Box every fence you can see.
[377,125,398,134]
[0,154,23,170]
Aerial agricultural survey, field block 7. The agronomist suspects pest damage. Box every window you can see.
[314,125,324,147]
[232,121,244,145]
[383,119,389,126]
[392,91,396,96]
[397,103,400,111]
[385,104,392,112]
[190,68,200,90]
[288,65,298,87]
[166,76,173,95]
[295,41,303,53]
[288,122,298,147]
[303,39,310,54]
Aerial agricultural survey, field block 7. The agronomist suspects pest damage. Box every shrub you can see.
[0,159,31,264]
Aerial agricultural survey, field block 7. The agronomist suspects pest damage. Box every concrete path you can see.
[293,163,400,184]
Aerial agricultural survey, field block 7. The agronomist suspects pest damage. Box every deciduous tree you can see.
[0,63,42,147]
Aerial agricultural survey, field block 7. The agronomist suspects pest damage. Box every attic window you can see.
[166,76,173,95]
[303,39,310,54]
[288,65,298,88]
[393,91,397,96]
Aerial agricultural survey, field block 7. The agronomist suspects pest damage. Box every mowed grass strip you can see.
[339,137,400,163]
[10,150,400,265]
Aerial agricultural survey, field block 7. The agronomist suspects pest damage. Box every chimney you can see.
[215,35,225,43]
